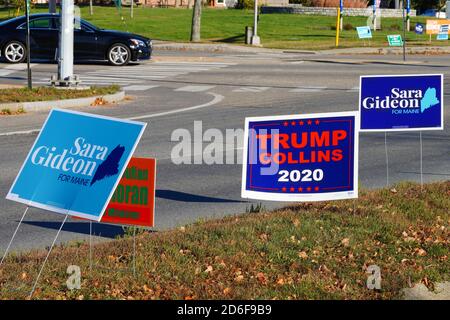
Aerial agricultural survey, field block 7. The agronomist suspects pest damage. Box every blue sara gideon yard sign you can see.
[6,109,146,221]
[241,112,359,202]
[359,74,444,132]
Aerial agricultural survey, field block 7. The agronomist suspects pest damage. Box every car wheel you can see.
[3,41,26,63]
[107,43,131,66]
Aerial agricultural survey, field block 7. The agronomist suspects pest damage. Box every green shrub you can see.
[235,0,254,9]
[343,23,353,30]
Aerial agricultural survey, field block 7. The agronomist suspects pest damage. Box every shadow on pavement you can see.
[156,189,244,203]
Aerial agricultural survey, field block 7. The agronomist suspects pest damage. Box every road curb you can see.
[318,46,450,55]
[153,41,285,54]
[0,91,125,113]
[154,41,450,56]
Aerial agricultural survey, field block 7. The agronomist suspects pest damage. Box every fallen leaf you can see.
[235,275,244,282]
[205,265,213,273]
[341,238,350,247]
[416,248,427,256]
[256,272,267,284]
[298,251,308,259]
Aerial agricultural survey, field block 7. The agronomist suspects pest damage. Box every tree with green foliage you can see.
[412,0,446,12]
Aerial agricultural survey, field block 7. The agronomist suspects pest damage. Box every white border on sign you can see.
[359,74,444,132]
[6,108,147,222]
[241,111,360,202]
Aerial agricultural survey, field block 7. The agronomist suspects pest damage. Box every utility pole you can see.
[52,0,78,86]
[190,0,201,42]
[373,0,377,31]
[402,0,406,62]
[251,0,260,45]
[406,0,410,31]
[25,0,32,89]
[336,5,341,47]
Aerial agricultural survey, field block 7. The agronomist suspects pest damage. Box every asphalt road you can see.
[0,50,449,253]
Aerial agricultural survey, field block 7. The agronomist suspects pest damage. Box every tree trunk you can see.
[190,0,202,42]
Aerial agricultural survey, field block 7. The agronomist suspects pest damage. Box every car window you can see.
[79,19,98,31]
[30,18,51,29]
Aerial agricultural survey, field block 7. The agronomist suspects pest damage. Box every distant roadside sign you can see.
[437,25,449,40]
[415,23,424,35]
[356,26,372,39]
[426,19,450,34]
[241,112,359,202]
[387,35,403,46]
[359,74,444,132]
[6,109,146,221]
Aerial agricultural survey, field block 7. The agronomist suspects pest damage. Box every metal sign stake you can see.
[385,132,389,187]
[29,214,68,299]
[0,207,29,267]
[89,221,93,273]
[25,0,32,89]
[420,131,423,190]
[133,227,136,277]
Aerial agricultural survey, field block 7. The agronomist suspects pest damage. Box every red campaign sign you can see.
[74,157,156,227]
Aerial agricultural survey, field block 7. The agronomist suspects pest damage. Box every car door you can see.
[74,20,98,60]
[29,17,58,60]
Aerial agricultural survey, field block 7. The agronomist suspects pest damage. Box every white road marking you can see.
[0,63,36,76]
[122,85,159,91]
[0,92,224,136]
[233,86,269,93]
[290,86,327,93]
[175,85,216,92]
[82,62,234,86]
[128,92,224,121]
[0,129,41,136]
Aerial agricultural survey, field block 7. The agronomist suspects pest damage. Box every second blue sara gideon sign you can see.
[241,112,359,202]
[6,109,146,221]
[360,74,444,132]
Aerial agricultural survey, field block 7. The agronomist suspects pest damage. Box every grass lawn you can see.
[0,6,447,50]
[0,85,119,104]
[0,181,448,299]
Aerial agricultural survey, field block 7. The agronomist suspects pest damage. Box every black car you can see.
[0,13,152,66]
